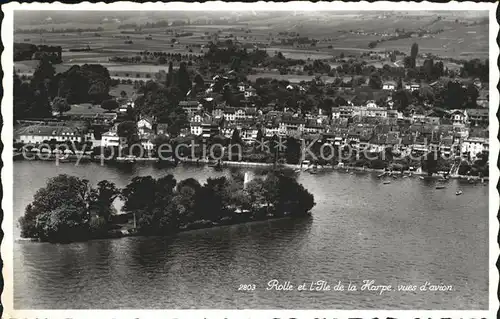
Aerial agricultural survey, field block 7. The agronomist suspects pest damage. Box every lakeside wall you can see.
[15,152,488,180]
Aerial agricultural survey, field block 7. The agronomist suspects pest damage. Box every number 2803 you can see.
[238,284,256,291]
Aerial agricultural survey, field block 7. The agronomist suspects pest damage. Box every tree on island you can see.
[88,180,121,223]
[18,175,119,242]
[19,171,315,242]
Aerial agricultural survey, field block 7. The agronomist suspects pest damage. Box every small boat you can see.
[435,185,446,189]
[456,190,463,195]
[419,176,425,180]
[383,181,391,184]
[377,173,386,178]
[294,168,301,173]
[309,170,317,175]
[392,174,398,179]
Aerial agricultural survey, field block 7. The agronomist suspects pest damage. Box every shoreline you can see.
[14,154,488,180]
[15,213,311,244]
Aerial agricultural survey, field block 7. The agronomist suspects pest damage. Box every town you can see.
[13,15,489,179]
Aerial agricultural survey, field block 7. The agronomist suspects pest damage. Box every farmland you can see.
[13,10,489,82]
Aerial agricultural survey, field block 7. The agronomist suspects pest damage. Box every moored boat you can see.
[435,185,446,189]
[456,190,463,195]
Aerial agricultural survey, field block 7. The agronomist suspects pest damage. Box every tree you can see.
[194,73,204,89]
[121,176,158,214]
[117,121,139,146]
[285,137,301,164]
[120,90,127,98]
[56,64,111,104]
[19,174,91,239]
[14,73,37,119]
[166,61,174,87]
[88,81,109,104]
[88,180,120,222]
[410,43,418,68]
[369,72,382,89]
[101,99,119,111]
[35,204,88,242]
[31,55,55,92]
[176,61,191,95]
[51,96,70,115]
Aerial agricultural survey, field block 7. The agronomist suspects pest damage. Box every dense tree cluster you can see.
[56,64,112,104]
[14,43,62,63]
[134,81,188,136]
[203,41,268,66]
[18,174,120,242]
[19,172,315,242]
[14,58,112,119]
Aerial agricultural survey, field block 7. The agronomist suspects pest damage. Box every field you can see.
[14,10,489,82]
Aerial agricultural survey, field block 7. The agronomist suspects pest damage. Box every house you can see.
[360,107,387,118]
[473,78,482,90]
[461,137,488,160]
[201,119,221,138]
[138,116,154,135]
[156,123,169,135]
[101,131,122,147]
[476,90,488,108]
[387,109,403,119]
[244,87,257,98]
[303,120,326,134]
[240,126,259,143]
[382,81,397,91]
[264,125,280,137]
[279,117,306,136]
[448,110,468,126]
[466,108,488,127]
[439,136,455,157]
[365,100,377,108]
[179,100,201,116]
[404,82,420,92]
[223,107,257,123]
[333,107,354,120]
[15,125,85,144]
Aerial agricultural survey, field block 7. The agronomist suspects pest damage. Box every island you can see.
[18,169,315,243]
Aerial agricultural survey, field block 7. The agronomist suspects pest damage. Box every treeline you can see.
[14,43,62,63]
[203,41,268,66]
[369,32,414,49]
[108,51,202,64]
[19,172,315,242]
[14,57,112,120]
[118,19,188,30]
[15,27,104,33]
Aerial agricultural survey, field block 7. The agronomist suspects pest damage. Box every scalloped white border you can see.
[1,2,498,318]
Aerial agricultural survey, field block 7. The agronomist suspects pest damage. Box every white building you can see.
[382,81,397,91]
[461,137,488,160]
[101,131,122,147]
[15,125,84,144]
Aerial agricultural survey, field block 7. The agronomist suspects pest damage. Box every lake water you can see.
[13,161,488,309]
